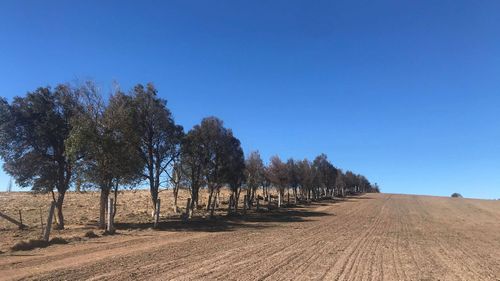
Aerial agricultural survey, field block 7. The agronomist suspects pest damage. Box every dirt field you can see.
[1,193,499,280]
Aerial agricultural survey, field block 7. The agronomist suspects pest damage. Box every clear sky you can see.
[1,1,499,199]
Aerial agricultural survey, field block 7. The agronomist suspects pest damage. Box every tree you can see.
[223,134,245,212]
[169,161,184,213]
[312,154,337,198]
[180,127,206,217]
[7,178,12,193]
[296,159,314,200]
[181,117,244,217]
[67,83,143,228]
[343,170,357,195]
[0,85,81,229]
[245,151,265,204]
[286,158,299,200]
[267,156,288,205]
[129,84,184,213]
[335,169,346,196]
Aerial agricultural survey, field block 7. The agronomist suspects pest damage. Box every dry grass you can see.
[0,188,243,252]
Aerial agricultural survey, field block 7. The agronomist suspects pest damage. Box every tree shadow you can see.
[104,193,372,235]
[114,206,331,233]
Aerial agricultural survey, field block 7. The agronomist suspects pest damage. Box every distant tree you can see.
[451,193,463,198]
[7,178,12,193]
[245,151,265,203]
[267,156,288,204]
[286,158,299,199]
[262,165,272,199]
[129,84,184,214]
[0,85,81,229]
[312,154,337,198]
[335,169,346,196]
[356,175,370,193]
[296,159,314,200]
[343,170,358,195]
[181,117,243,216]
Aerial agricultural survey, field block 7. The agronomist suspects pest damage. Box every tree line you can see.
[0,82,379,229]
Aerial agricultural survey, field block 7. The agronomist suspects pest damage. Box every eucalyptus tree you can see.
[67,83,143,228]
[244,151,265,204]
[129,84,184,212]
[0,85,81,229]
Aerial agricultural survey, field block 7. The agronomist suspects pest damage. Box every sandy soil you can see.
[0,193,499,280]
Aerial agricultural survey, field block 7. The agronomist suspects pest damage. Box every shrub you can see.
[451,193,463,198]
[50,237,68,245]
[84,231,99,238]
[11,239,48,251]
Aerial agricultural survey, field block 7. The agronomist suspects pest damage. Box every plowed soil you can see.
[1,193,499,280]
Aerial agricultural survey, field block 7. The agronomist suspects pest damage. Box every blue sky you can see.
[1,1,499,199]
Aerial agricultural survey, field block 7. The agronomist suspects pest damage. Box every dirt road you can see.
[1,193,499,280]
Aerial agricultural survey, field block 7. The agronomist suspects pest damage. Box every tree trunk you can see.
[207,187,214,211]
[235,188,241,212]
[150,187,158,216]
[55,191,65,230]
[173,186,179,213]
[215,190,220,208]
[99,188,110,229]
[210,192,216,218]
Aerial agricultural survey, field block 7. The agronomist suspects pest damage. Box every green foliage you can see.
[0,86,79,193]
[66,82,143,193]
[129,83,184,206]
[0,80,378,227]
[181,116,245,206]
[245,151,265,194]
[267,156,288,194]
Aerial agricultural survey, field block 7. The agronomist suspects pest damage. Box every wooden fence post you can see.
[243,195,247,215]
[107,197,114,234]
[39,207,44,234]
[18,210,23,230]
[215,192,220,209]
[43,202,56,242]
[154,199,161,229]
[184,198,191,220]
[227,195,233,215]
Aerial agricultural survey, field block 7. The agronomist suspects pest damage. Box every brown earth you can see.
[1,193,499,280]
